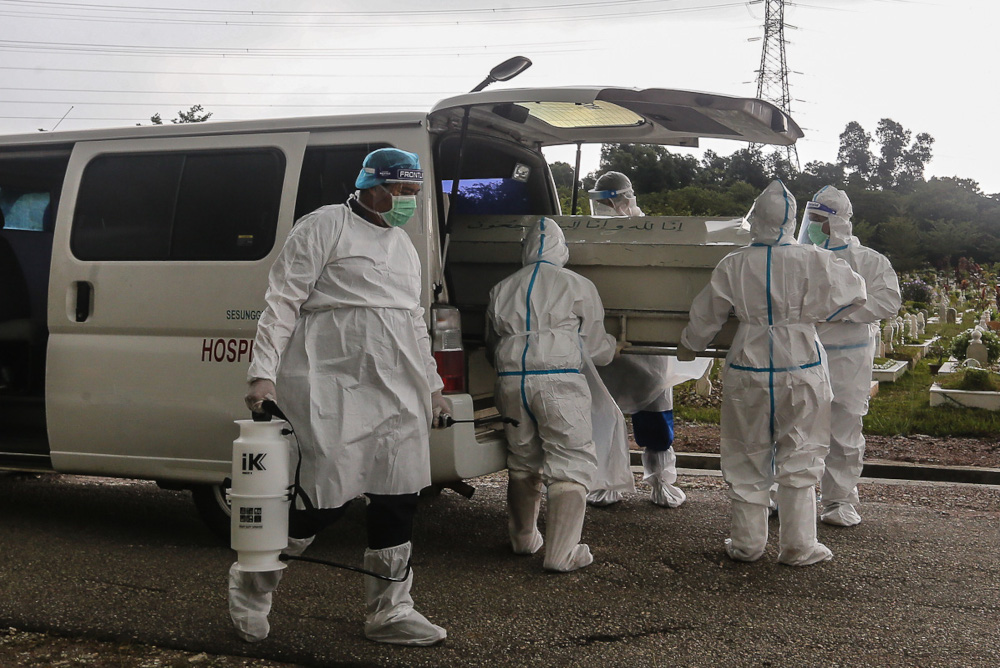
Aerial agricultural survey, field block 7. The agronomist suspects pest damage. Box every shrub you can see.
[888,346,920,366]
[900,279,934,304]
[939,368,1000,392]
[927,338,950,363]
[950,328,1000,363]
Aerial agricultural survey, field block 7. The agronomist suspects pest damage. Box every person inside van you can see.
[587,172,711,509]
[233,147,450,646]
[486,216,623,573]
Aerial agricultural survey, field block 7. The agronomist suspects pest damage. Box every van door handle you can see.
[75,281,92,322]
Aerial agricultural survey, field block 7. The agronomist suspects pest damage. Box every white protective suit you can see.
[587,172,711,508]
[799,186,901,526]
[594,354,711,507]
[241,198,445,645]
[248,203,442,509]
[487,216,623,572]
[680,180,867,566]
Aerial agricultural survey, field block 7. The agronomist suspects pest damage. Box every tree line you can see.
[552,119,1000,272]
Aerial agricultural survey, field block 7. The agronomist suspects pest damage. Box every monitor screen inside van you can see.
[441,178,531,216]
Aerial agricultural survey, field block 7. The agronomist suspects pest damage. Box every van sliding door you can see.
[47,133,307,481]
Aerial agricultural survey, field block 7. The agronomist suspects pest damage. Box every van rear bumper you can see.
[429,393,507,483]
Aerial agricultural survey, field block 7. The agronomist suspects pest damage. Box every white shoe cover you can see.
[820,502,862,527]
[725,500,768,562]
[285,535,315,557]
[507,471,544,554]
[364,542,447,646]
[586,489,623,506]
[777,486,833,566]
[642,449,686,508]
[228,564,283,642]
[543,481,593,572]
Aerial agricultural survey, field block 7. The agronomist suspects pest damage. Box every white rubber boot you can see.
[363,542,447,646]
[228,535,315,642]
[507,471,544,554]
[643,449,686,508]
[777,486,833,566]
[724,500,769,562]
[542,481,593,573]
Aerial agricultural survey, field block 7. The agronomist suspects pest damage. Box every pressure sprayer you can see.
[228,399,519,579]
[229,412,293,573]
[229,399,419,581]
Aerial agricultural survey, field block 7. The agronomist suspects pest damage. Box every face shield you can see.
[797,200,835,246]
[359,166,424,227]
[587,188,643,217]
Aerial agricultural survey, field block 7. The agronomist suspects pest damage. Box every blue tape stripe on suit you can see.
[518,216,548,426]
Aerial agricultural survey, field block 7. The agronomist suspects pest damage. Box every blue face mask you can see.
[807,221,829,246]
[382,195,417,227]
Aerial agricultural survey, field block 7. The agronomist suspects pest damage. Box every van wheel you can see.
[191,483,230,543]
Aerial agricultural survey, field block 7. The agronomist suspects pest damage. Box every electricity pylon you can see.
[751,0,799,170]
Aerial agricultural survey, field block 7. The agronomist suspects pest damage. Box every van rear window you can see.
[71,149,284,261]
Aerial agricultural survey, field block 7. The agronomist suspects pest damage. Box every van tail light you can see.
[431,304,466,394]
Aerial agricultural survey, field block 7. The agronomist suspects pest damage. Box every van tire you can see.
[191,483,231,543]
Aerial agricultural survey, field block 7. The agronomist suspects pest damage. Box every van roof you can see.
[0,111,427,150]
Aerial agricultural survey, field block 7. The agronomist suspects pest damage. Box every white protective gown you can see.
[801,187,901,526]
[248,203,442,509]
[486,217,626,491]
[680,181,867,565]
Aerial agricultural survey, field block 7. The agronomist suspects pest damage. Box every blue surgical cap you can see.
[355,148,423,190]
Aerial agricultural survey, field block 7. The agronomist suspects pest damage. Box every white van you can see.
[0,85,801,534]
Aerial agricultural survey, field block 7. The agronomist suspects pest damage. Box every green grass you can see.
[673,311,1000,437]
[863,358,1000,437]
[674,404,721,424]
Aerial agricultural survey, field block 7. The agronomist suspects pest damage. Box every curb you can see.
[630,451,1000,486]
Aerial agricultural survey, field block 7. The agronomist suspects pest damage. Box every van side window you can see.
[294,143,391,221]
[71,149,284,261]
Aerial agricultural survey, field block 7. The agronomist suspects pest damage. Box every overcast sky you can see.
[2,0,996,192]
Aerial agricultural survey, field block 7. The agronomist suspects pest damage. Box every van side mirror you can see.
[471,56,532,92]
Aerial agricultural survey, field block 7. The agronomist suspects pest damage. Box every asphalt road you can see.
[1,470,998,667]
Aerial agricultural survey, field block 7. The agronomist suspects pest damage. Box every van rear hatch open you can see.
[428,86,802,148]
[432,86,801,362]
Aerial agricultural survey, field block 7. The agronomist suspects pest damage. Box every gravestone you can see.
[968,330,989,367]
[917,312,926,335]
[947,308,957,324]
[883,323,894,354]
[939,297,949,322]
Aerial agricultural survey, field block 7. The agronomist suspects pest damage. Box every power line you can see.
[0,86,456,96]
[0,1,751,27]
[1,99,437,108]
[0,65,469,79]
[0,38,584,58]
